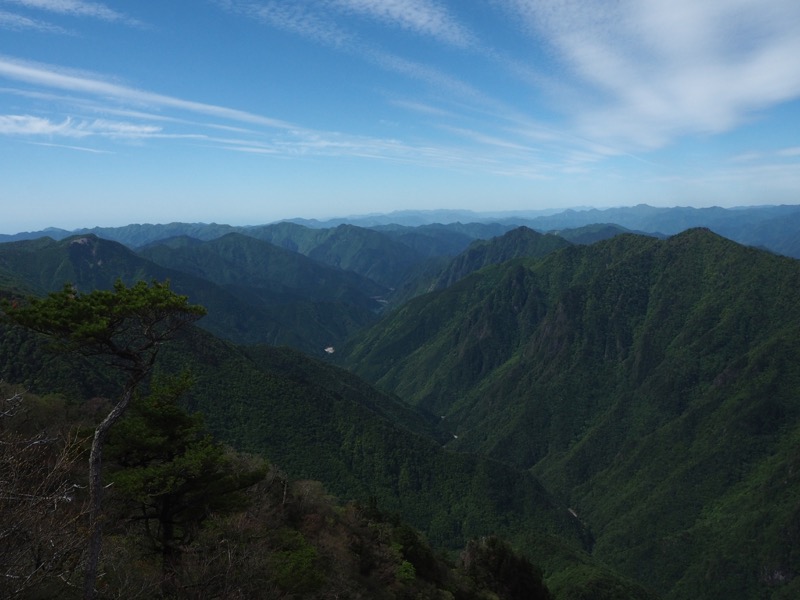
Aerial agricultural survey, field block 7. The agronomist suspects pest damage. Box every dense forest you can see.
[1,204,799,598]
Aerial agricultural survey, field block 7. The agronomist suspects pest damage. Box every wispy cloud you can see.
[731,146,800,162]
[29,140,112,153]
[501,0,800,149]
[214,1,353,48]
[777,146,800,157]
[0,114,72,135]
[388,98,455,118]
[215,1,496,120]
[2,0,140,24]
[329,0,474,47]
[0,55,544,175]
[0,114,161,138]
[0,7,69,32]
[437,124,534,152]
[0,56,297,130]
[217,0,473,48]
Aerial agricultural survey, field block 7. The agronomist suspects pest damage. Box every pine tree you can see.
[3,279,206,599]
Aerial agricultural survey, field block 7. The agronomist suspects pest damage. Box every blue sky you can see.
[1,0,799,233]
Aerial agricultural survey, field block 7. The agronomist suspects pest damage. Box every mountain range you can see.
[3,203,799,259]
[1,204,799,599]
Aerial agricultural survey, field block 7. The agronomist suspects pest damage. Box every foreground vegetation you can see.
[1,383,553,600]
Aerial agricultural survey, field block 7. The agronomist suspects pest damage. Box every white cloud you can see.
[389,98,455,118]
[0,56,297,130]
[0,114,162,138]
[2,0,138,24]
[0,57,531,173]
[0,114,74,135]
[502,0,800,149]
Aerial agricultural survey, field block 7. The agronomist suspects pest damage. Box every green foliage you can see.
[268,529,326,593]
[0,290,621,599]
[154,330,587,555]
[396,560,416,582]
[461,535,551,600]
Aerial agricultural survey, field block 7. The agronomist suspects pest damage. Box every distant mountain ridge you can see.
[3,203,799,258]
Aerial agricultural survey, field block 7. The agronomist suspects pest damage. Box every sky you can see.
[1,1,800,233]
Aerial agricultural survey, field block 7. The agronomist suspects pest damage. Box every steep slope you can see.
[342,229,800,598]
[432,226,571,291]
[158,332,587,552]
[383,226,574,307]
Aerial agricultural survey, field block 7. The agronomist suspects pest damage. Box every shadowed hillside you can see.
[0,235,383,354]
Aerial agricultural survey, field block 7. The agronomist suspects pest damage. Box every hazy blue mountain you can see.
[285,208,573,228]
[4,203,798,259]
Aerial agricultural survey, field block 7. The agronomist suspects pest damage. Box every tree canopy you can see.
[3,279,206,376]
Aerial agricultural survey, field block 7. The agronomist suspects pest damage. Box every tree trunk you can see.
[82,380,140,600]
[161,510,178,597]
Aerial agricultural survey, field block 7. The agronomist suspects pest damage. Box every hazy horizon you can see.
[2,1,799,234]
[2,201,798,237]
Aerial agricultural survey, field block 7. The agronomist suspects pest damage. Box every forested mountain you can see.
[3,209,800,599]
[550,223,642,245]
[342,228,800,599]
[0,235,382,353]
[242,223,430,288]
[138,232,386,311]
[431,227,572,291]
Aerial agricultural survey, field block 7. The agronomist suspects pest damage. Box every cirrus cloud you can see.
[502,0,800,149]
[1,0,139,24]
